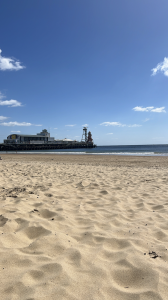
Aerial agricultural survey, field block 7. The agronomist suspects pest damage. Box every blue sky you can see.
[0,0,168,145]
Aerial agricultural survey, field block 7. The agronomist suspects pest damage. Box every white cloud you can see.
[82,124,88,127]
[65,124,76,127]
[0,122,42,127]
[133,106,153,112]
[133,106,166,113]
[100,122,126,127]
[151,57,168,76]
[0,116,8,121]
[0,91,23,107]
[11,131,21,133]
[0,49,25,71]
[0,99,22,107]
[151,107,166,113]
[106,133,113,135]
[54,128,58,129]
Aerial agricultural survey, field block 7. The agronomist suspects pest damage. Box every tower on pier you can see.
[82,127,88,142]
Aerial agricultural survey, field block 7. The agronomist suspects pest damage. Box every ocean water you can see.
[2,144,168,156]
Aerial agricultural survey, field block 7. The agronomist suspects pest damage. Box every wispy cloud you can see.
[100,122,141,128]
[0,49,25,71]
[106,133,113,135]
[100,122,126,127]
[0,116,8,121]
[143,118,150,122]
[0,99,22,107]
[82,124,88,127]
[151,57,168,76]
[54,128,58,129]
[133,106,166,113]
[0,122,42,127]
[65,124,76,127]
[0,92,5,99]
[128,124,142,127]
[152,137,168,142]
[11,131,21,133]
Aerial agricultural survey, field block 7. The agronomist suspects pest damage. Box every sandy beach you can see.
[0,154,168,300]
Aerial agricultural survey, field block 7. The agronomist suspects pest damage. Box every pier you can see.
[0,142,96,151]
[0,127,96,151]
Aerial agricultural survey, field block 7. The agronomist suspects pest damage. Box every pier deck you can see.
[0,142,96,151]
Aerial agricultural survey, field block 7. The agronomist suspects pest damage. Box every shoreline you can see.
[1,153,168,168]
[1,150,168,157]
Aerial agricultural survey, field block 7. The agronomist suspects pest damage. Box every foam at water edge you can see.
[1,151,168,156]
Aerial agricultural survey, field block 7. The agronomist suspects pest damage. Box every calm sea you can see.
[2,144,168,156]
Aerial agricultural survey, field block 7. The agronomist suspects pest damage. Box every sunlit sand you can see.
[0,154,168,299]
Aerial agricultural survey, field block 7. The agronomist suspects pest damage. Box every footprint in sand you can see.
[0,215,8,227]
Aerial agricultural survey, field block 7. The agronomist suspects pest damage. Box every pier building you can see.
[4,129,54,144]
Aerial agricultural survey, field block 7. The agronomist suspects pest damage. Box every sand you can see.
[0,154,168,300]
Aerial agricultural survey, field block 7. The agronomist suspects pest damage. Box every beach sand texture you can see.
[0,154,168,300]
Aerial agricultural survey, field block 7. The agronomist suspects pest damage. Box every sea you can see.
[2,144,168,156]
